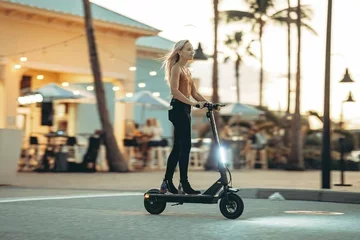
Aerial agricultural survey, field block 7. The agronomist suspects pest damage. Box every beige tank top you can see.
[178,68,193,98]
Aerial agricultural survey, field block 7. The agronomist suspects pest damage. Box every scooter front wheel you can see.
[219,193,244,219]
[144,189,166,215]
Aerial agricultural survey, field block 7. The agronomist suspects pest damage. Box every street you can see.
[0,187,359,240]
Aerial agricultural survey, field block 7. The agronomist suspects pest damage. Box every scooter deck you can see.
[145,193,219,204]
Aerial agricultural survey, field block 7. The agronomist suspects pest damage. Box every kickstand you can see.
[171,202,183,206]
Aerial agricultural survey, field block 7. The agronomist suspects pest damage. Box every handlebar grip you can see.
[213,103,225,110]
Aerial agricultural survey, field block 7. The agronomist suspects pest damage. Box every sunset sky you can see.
[92,0,360,129]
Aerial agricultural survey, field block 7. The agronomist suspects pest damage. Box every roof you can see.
[1,0,160,32]
[136,36,175,51]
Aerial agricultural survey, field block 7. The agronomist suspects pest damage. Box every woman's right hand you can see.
[193,101,206,109]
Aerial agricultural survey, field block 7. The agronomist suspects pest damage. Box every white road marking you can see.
[0,192,144,203]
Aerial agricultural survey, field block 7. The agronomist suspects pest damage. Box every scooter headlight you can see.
[219,146,226,163]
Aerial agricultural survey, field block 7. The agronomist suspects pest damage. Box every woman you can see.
[160,40,210,194]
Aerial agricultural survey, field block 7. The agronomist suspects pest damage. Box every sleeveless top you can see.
[178,68,193,98]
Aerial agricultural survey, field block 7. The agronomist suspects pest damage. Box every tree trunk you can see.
[287,0,304,170]
[205,0,222,170]
[82,0,128,172]
[235,54,240,102]
[287,0,292,114]
[259,23,264,107]
[283,0,292,148]
[212,0,219,105]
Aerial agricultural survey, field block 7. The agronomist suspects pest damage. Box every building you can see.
[0,0,162,149]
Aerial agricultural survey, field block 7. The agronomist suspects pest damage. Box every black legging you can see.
[164,98,192,181]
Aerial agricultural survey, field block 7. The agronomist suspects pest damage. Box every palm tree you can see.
[273,3,316,150]
[223,0,273,107]
[287,0,303,170]
[223,0,315,107]
[273,3,316,114]
[82,0,128,172]
[224,31,256,102]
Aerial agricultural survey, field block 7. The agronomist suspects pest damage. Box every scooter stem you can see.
[206,107,228,185]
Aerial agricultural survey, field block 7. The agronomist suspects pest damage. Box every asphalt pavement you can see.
[0,187,359,240]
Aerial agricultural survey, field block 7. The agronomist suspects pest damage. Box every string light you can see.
[138,83,146,88]
[112,86,120,91]
[62,82,69,87]
[37,75,44,80]
[5,34,167,87]
[73,90,80,95]
[126,93,133,97]
[152,92,160,97]
[4,34,163,78]
[86,86,94,91]
[3,34,84,57]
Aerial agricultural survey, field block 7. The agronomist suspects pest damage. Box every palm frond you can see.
[271,5,314,21]
[272,17,317,35]
[246,39,258,59]
[307,110,324,123]
[224,35,233,46]
[245,0,275,14]
[223,56,231,64]
[272,5,313,16]
[222,10,254,23]
[300,22,318,36]
[234,31,244,44]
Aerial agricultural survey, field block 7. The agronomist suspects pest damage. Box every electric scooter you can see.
[143,102,244,219]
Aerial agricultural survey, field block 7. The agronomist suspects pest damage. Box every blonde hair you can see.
[161,40,189,84]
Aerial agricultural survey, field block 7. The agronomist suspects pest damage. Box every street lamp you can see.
[193,43,208,60]
[339,68,355,128]
[339,91,355,129]
[339,68,355,83]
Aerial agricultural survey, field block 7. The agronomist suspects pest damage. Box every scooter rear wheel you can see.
[144,189,166,215]
[219,193,244,219]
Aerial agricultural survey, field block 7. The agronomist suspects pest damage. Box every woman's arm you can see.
[191,81,209,102]
[170,64,197,106]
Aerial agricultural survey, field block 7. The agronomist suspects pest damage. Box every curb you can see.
[237,188,360,204]
[2,185,360,204]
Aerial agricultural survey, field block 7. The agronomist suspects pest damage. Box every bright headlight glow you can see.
[220,146,226,163]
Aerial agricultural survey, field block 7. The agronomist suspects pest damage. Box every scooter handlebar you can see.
[194,102,225,110]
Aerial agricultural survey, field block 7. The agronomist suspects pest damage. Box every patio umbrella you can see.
[220,102,264,121]
[59,85,96,103]
[116,90,170,123]
[35,83,86,102]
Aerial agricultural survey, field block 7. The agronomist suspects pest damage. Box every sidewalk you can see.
[6,169,360,191]
[3,170,360,204]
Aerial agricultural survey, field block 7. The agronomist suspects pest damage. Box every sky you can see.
[92,0,360,129]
